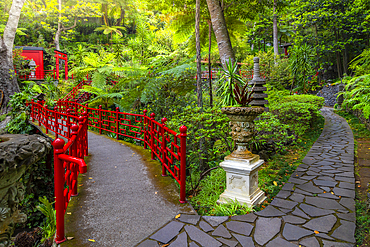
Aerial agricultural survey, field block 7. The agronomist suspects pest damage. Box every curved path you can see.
[60,132,195,247]
[137,108,356,247]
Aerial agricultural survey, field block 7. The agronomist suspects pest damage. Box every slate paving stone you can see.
[231,234,255,247]
[292,207,310,219]
[333,187,355,198]
[282,215,307,224]
[288,177,307,185]
[317,193,340,199]
[294,188,313,196]
[316,176,336,182]
[302,158,316,165]
[297,182,324,194]
[305,196,347,210]
[335,176,355,183]
[283,223,313,241]
[320,186,331,192]
[231,213,257,223]
[188,242,199,247]
[137,240,160,247]
[313,179,337,187]
[339,198,355,211]
[315,233,335,240]
[336,171,354,177]
[306,171,320,176]
[168,232,187,247]
[331,220,356,243]
[322,240,353,247]
[176,214,201,225]
[339,182,355,190]
[317,161,335,166]
[270,198,298,209]
[254,217,281,245]
[289,193,305,203]
[202,216,229,227]
[185,225,222,247]
[337,213,356,222]
[216,238,238,247]
[299,203,335,217]
[150,221,184,243]
[279,208,292,213]
[212,225,232,238]
[301,175,317,180]
[265,237,298,247]
[199,221,213,232]
[254,205,285,217]
[275,190,291,199]
[302,214,337,233]
[282,183,295,191]
[226,221,254,236]
[299,237,320,247]
[320,172,335,177]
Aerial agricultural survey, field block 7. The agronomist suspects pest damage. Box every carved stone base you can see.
[217,157,266,207]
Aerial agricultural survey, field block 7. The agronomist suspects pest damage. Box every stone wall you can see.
[316,83,340,107]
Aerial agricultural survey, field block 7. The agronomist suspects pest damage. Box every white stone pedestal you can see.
[218,155,266,207]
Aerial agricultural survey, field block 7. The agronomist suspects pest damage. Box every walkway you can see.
[137,108,356,247]
[60,131,195,247]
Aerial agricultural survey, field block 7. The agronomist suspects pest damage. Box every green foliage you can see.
[210,199,254,216]
[355,200,370,245]
[289,44,316,93]
[37,197,56,243]
[349,49,370,76]
[340,74,370,118]
[268,58,292,90]
[167,105,232,167]
[254,112,294,153]
[6,112,33,134]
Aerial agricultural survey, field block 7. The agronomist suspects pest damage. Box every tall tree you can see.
[272,0,278,57]
[0,0,25,114]
[205,0,235,67]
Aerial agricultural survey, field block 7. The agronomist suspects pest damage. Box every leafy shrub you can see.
[339,74,370,119]
[270,100,321,137]
[254,112,294,153]
[37,197,56,243]
[349,49,370,76]
[268,58,292,90]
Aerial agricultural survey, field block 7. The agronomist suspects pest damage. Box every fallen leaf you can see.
[67,237,74,240]
[331,192,334,195]
[88,239,95,242]
[155,192,157,194]
[79,184,83,187]
[66,212,71,215]
[89,177,93,179]
[175,214,181,219]
[314,230,319,234]
[161,244,169,247]
[273,181,278,186]
[358,185,361,187]
[115,166,117,168]
[188,195,193,198]
[323,191,326,193]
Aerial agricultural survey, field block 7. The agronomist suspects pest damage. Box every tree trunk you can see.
[343,45,348,75]
[54,0,62,50]
[196,0,202,108]
[205,0,235,68]
[208,20,213,108]
[273,0,278,58]
[0,0,25,114]
[335,28,342,78]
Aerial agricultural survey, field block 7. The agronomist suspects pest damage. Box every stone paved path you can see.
[60,132,195,247]
[136,108,356,247]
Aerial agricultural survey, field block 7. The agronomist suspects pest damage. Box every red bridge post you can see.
[53,138,67,244]
[179,125,187,203]
[71,125,79,196]
[161,118,167,177]
[143,110,148,149]
[116,107,120,140]
[99,105,102,135]
[150,113,155,160]
[83,111,88,156]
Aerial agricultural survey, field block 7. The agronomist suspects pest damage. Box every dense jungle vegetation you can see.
[1,0,370,245]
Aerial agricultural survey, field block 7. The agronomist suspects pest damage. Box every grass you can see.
[188,114,325,215]
[335,110,370,246]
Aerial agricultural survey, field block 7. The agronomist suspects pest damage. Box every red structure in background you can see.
[15,47,69,80]
[54,50,68,80]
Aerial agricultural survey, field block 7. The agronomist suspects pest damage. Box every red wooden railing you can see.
[27,99,88,244]
[63,79,91,102]
[18,69,57,80]
[27,94,188,244]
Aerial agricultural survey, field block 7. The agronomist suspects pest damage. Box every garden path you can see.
[59,132,195,247]
[137,107,356,247]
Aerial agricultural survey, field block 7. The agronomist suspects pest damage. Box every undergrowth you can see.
[189,113,325,215]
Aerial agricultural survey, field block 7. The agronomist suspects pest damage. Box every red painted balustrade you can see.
[27,97,187,244]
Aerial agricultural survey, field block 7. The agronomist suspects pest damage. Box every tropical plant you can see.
[233,83,254,107]
[289,43,315,93]
[349,49,370,76]
[339,74,370,118]
[37,196,56,243]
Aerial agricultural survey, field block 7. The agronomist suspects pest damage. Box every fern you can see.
[37,196,56,243]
